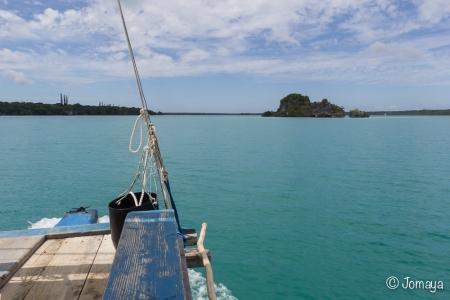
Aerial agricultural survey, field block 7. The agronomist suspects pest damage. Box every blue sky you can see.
[1,0,449,113]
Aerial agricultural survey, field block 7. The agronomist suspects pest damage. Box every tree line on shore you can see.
[369,110,450,116]
[348,108,370,118]
[0,101,161,116]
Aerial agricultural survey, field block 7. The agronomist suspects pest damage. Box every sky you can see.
[0,0,449,113]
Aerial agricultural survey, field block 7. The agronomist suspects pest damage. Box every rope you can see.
[115,0,184,236]
[116,0,169,206]
[114,137,159,208]
[117,0,150,119]
[129,191,139,207]
[129,109,145,154]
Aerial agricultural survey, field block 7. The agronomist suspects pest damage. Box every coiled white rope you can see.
[115,110,173,210]
[115,115,160,207]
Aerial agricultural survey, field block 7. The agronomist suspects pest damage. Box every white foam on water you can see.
[27,218,61,229]
[98,215,110,223]
[188,269,237,300]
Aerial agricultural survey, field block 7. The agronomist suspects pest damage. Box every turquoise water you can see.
[0,115,449,299]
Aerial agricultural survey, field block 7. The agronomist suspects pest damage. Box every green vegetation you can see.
[261,111,275,117]
[349,108,370,118]
[331,104,345,117]
[279,93,311,117]
[262,93,345,117]
[369,110,450,116]
[0,101,160,116]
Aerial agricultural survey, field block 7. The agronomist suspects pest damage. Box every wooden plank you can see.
[178,236,192,300]
[184,248,211,268]
[185,233,197,246]
[181,227,196,234]
[181,227,197,246]
[22,235,103,300]
[0,223,194,243]
[78,235,115,300]
[0,238,63,299]
[0,235,46,289]
[103,210,190,300]
[0,223,110,239]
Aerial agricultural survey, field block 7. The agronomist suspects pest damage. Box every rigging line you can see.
[117,0,150,123]
[116,0,172,210]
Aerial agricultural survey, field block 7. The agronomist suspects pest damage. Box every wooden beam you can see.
[103,210,191,300]
[0,223,110,239]
[0,223,199,245]
[184,248,211,268]
[0,231,198,250]
[181,227,196,234]
[178,236,191,300]
[184,232,198,246]
[0,235,46,289]
[197,223,216,300]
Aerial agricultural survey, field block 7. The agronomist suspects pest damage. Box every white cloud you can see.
[181,49,210,62]
[1,69,35,85]
[367,42,421,58]
[24,0,42,5]
[418,0,450,23]
[67,80,86,87]
[0,0,449,85]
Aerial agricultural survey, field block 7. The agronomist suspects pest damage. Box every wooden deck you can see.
[0,234,115,300]
[0,222,209,300]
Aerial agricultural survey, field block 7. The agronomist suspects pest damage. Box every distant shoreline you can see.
[1,101,449,116]
[366,110,450,116]
[157,110,450,116]
[165,109,450,116]
[161,112,261,115]
[0,101,159,116]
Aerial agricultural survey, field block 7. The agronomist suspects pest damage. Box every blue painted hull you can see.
[55,209,98,227]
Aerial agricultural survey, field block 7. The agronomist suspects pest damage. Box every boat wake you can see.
[27,217,61,228]
[98,215,110,223]
[188,269,237,300]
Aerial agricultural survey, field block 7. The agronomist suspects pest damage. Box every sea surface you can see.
[0,115,449,299]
